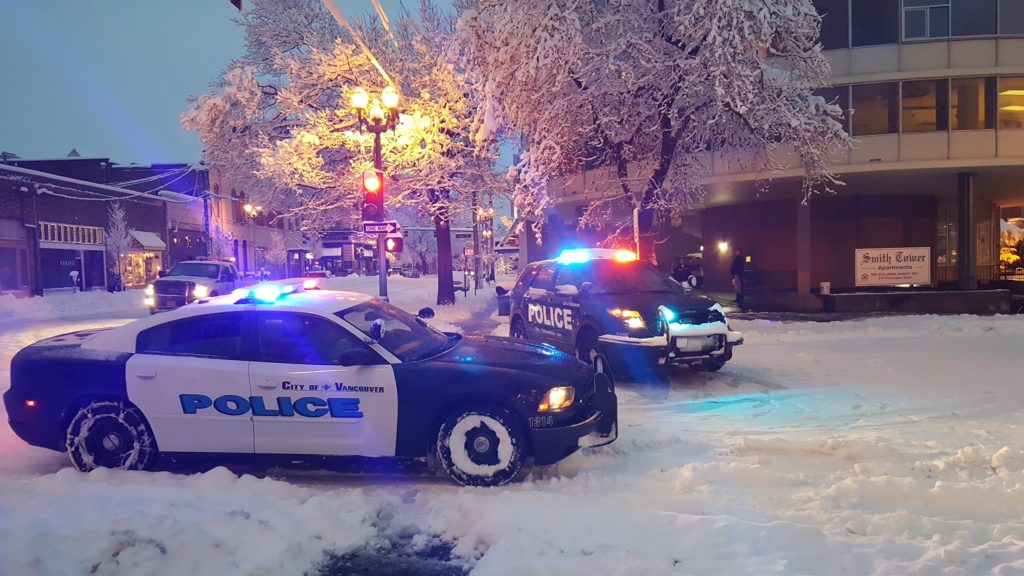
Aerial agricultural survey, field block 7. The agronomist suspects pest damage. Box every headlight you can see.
[145,284,154,296]
[608,308,645,330]
[144,297,154,306]
[193,285,209,298]
[538,386,575,412]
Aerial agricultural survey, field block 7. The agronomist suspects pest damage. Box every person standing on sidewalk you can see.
[730,248,745,306]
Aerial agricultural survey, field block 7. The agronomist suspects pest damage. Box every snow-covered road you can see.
[1,284,1023,575]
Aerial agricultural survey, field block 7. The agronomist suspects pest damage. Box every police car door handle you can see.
[135,370,157,380]
[256,379,277,390]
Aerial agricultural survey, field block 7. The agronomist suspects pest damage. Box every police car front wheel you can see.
[436,406,525,487]
[66,400,158,472]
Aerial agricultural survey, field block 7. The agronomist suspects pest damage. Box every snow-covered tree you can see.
[105,202,131,290]
[266,230,289,277]
[208,220,231,260]
[456,0,851,257]
[184,0,504,304]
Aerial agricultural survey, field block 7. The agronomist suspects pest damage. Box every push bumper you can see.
[529,372,617,465]
[598,327,743,369]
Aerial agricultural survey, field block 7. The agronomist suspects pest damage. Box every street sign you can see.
[363,220,400,235]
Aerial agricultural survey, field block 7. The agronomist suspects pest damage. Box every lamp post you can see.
[478,205,495,284]
[243,203,263,277]
[350,85,400,299]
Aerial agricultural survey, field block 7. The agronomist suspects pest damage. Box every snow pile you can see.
[0,467,387,576]
[3,312,1024,574]
[0,289,147,322]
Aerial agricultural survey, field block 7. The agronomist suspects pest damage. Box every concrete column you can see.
[796,201,811,293]
[957,172,977,290]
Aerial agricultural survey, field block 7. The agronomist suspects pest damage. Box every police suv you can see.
[4,280,616,487]
[504,249,743,377]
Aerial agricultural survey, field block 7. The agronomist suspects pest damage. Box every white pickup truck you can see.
[145,259,241,313]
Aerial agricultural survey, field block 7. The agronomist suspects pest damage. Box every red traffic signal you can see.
[384,235,403,253]
[361,169,385,222]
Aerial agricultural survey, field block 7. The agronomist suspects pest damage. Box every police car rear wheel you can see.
[66,400,157,472]
[436,407,525,487]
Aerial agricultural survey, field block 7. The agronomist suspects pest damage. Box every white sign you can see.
[363,220,399,235]
[855,247,931,287]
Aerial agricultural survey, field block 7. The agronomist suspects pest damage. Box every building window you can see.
[852,83,900,135]
[999,77,1024,129]
[902,79,949,132]
[853,0,900,46]
[814,0,850,49]
[951,77,996,130]
[903,0,950,40]
[1002,0,1024,34]
[952,0,997,36]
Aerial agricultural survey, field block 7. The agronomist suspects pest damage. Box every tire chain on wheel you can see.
[435,407,525,487]
[66,401,157,472]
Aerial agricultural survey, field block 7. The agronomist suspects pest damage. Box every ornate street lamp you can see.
[349,85,401,299]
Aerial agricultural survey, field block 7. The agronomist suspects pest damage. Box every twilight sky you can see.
[0,0,451,166]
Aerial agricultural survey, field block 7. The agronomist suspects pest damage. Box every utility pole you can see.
[472,190,481,290]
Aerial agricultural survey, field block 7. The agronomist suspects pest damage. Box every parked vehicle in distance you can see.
[146,259,240,314]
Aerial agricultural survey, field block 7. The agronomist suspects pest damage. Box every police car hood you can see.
[434,335,581,379]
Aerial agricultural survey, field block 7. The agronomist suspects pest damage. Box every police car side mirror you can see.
[580,282,593,295]
[417,307,435,319]
[158,270,168,278]
[687,275,699,289]
[370,319,386,342]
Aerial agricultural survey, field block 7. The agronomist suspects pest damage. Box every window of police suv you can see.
[580,261,682,294]
[337,300,455,362]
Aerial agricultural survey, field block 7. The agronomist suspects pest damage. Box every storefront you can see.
[0,219,31,295]
[123,231,166,288]
[38,221,107,292]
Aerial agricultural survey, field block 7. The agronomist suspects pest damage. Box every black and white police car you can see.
[4,280,616,487]
[502,249,743,377]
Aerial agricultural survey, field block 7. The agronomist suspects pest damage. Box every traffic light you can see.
[384,235,403,253]
[361,169,384,222]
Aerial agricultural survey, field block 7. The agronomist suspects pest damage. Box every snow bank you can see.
[0,467,388,576]
[3,310,1024,575]
[0,290,147,322]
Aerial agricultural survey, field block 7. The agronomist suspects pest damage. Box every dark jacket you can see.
[730,255,744,277]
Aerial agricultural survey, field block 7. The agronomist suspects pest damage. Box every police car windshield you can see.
[167,262,220,279]
[588,261,681,294]
[336,300,453,362]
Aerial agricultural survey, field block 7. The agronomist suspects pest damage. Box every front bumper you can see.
[598,325,744,369]
[529,372,617,465]
[149,295,196,312]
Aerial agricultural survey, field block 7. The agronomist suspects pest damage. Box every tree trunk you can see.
[431,189,456,305]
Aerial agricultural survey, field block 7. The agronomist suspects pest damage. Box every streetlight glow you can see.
[350,87,369,110]
[381,86,399,109]
[244,203,254,214]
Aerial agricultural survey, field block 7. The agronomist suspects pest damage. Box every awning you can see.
[129,230,167,251]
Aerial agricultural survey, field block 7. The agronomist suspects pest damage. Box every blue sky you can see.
[0,0,451,165]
